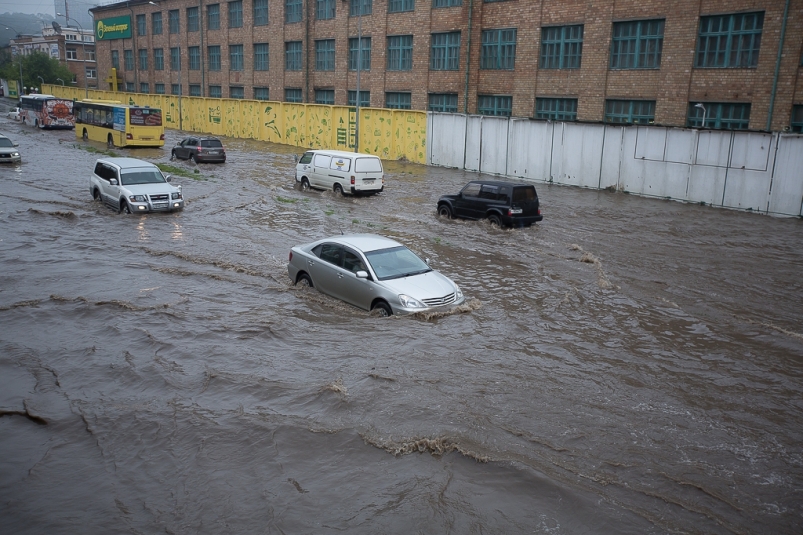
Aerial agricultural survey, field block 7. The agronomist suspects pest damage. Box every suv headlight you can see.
[171,192,182,200]
[398,294,426,309]
[454,284,464,300]
[128,195,147,202]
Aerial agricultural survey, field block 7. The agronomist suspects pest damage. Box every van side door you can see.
[311,153,332,188]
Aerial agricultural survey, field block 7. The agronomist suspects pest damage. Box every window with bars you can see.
[229,1,243,28]
[171,84,182,95]
[610,19,664,69]
[387,35,413,71]
[155,83,165,94]
[481,29,517,70]
[791,105,803,133]
[209,85,222,98]
[478,95,512,116]
[125,82,135,92]
[254,43,269,70]
[154,48,164,70]
[170,47,181,71]
[316,89,335,104]
[286,41,303,71]
[388,0,413,13]
[139,83,149,93]
[349,37,371,71]
[230,45,244,71]
[254,87,270,100]
[348,91,370,107]
[138,49,148,70]
[208,46,221,70]
[168,10,180,33]
[254,0,269,25]
[540,25,583,69]
[188,7,199,31]
[428,93,458,112]
[208,4,220,29]
[190,84,201,96]
[350,0,372,16]
[317,0,335,19]
[230,86,244,99]
[285,88,303,102]
[152,12,163,34]
[112,50,119,70]
[124,49,134,70]
[189,46,201,70]
[386,92,411,109]
[433,0,461,6]
[286,0,302,22]
[695,12,763,68]
[430,32,460,70]
[137,14,146,36]
[316,40,335,71]
[686,102,751,130]
[604,99,655,124]
[535,98,578,121]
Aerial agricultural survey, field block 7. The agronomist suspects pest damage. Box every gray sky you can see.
[0,0,56,16]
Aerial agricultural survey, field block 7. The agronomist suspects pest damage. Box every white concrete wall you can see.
[427,114,803,217]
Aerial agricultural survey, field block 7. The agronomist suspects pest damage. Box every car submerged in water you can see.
[437,180,543,227]
[287,234,464,316]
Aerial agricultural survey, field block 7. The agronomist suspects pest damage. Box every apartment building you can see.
[10,26,98,91]
[90,0,803,131]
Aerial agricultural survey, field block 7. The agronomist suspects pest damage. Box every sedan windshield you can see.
[364,246,431,281]
[121,170,166,186]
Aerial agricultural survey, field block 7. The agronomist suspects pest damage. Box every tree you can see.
[0,51,74,92]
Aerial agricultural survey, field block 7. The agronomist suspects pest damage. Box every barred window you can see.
[154,49,164,70]
[791,105,803,133]
[189,46,201,70]
[535,98,578,121]
[387,35,413,71]
[610,20,664,69]
[429,93,458,112]
[540,25,583,69]
[208,4,220,29]
[286,0,302,23]
[230,86,244,99]
[431,32,460,70]
[316,89,335,104]
[316,40,335,71]
[348,90,370,107]
[481,29,517,70]
[254,0,269,25]
[696,12,763,68]
[478,95,512,116]
[209,85,222,98]
[388,0,413,13]
[605,100,655,124]
[171,84,182,95]
[140,83,149,93]
[112,50,119,70]
[286,41,303,71]
[254,87,270,101]
[433,0,461,6]
[686,102,751,130]
[168,10,180,33]
[155,83,165,94]
[285,88,303,102]
[254,43,269,71]
[152,12,163,34]
[230,44,244,71]
[125,82,134,92]
[136,14,146,36]
[229,1,243,28]
[350,0,372,16]
[317,0,335,19]
[349,37,371,71]
[190,84,202,96]
[187,7,199,31]
[208,45,221,71]
[170,47,181,71]
[124,49,134,70]
[386,92,411,109]
[138,49,148,70]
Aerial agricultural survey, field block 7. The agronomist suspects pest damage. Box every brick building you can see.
[10,26,97,92]
[90,0,803,131]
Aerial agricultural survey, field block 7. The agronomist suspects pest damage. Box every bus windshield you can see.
[120,170,167,186]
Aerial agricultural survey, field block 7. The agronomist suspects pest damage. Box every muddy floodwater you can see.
[1,110,802,535]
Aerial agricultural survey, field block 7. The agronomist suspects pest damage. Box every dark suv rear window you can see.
[512,186,537,202]
[201,139,223,148]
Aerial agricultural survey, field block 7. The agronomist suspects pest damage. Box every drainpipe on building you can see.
[463,0,474,114]
[199,0,205,96]
[305,0,310,102]
[127,2,138,92]
[766,0,790,132]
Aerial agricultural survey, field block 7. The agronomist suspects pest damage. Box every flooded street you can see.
[1,111,802,534]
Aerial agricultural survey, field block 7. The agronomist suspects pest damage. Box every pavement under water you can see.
[1,108,802,534]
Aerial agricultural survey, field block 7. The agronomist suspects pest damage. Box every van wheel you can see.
[333,183,344,196]
[300,177,310,191]
[488,214,502,227]
[372,301,392,317]
[107,134,114,148]
[82,129,88,141]
[438,205,453,219]
[296,273,313,287]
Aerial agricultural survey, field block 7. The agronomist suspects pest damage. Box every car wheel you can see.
[301,177,310,191]
[372,301,392,317]
[190,154,197,164]
[107,134,114,148]
[82,129,88,141]
[333,183,344,196]
[119,199,131,214]
[488,214,502,227]
[438,204,453,219]
[92,188,101,201]
[296,273,313,288]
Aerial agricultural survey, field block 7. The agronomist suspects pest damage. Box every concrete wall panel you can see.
[465,116,482,172]
[428,113,466,168]
[479,117,509,176]
[553,123,606,188]
[768,135,803,216]
[507,119,551,181]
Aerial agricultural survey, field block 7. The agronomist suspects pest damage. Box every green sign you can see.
[95,16,131,40]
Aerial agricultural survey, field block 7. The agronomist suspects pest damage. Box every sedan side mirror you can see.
[355,270,369,279]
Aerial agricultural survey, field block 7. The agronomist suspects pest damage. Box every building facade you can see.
[90,0,803,131]
[10,26,97,92]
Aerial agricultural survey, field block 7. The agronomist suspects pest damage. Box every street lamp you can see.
[695,103,707,129]
[37,75,44,92]
[56,78,65,86]
[57,13,89,98]
[5,26,24,97]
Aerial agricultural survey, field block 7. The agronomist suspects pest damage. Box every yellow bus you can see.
[74,99,165,148]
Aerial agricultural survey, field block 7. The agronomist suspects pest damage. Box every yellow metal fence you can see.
[44,85,427,163]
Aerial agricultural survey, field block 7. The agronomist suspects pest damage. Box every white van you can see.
[295,149,384,196]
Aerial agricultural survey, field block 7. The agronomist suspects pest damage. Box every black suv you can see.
[437,180,543,227]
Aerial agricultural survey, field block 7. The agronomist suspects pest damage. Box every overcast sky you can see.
[1,0,56,16]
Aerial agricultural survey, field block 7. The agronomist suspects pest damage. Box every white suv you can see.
[295,149,384,195]
[90,158,184,214]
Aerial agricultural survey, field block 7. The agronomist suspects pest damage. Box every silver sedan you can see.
[288,234,464,316]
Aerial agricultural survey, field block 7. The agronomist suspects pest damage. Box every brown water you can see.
[1,110,802,534]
